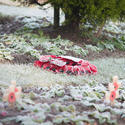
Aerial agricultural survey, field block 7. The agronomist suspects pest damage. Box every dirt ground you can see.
[9,49,125,64]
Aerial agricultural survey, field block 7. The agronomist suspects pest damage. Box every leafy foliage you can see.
[97,36,125,51]
[85,45,102,52]
[97,41,115,51]
[112,36,125,51]
[0,43,14,60]
[49,0,125,28]
[0,30,93,61]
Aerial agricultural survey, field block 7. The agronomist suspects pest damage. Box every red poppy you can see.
[79,66,85,75]
[89,64,97,73]
[15,87,18,92]
[110,91,116,102]
[84,66,91,74]
[42,63,51,70]
[78,60,89,66]
[1,112,7,117]
[34,61,43,68]
[72,66,80,75]
[64,65,73,71]
[64,65,73,74]
[113,82,118,90]
[8,92,16,103]
[50,64,60,73]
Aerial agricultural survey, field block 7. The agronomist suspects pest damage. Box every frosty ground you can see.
[0,1,125,125]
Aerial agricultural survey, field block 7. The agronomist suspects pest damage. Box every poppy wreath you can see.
[34,55,97,75]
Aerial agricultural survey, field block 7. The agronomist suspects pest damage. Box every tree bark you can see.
[54,5,60,28]
[96,22,105,38]
[64,8,80,31]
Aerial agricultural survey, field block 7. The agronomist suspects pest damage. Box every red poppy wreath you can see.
[34,55,97,75]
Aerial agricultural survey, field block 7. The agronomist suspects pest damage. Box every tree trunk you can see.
[65,17,80,31]
[54,5,60,28]
[65,13,69,21]
[96,22,105,38]
[64,9,80,31]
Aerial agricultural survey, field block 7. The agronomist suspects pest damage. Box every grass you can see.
[0,57,125,125]
[0,57,125,87]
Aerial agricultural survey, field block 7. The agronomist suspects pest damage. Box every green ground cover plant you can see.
[0,30,102,61]
[0,27,125,62]
[0,75,125,125]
